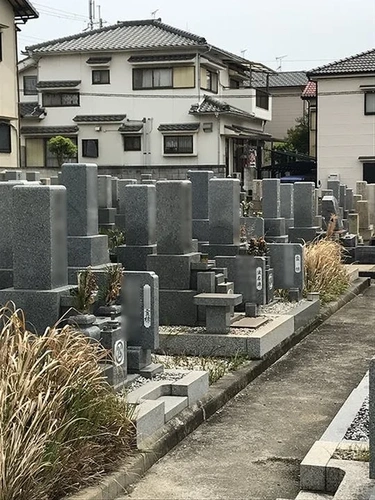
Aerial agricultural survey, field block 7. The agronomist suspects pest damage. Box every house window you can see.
[164,135,193,155]
[123,135,141,151]
[256,89,269,110]
[201,68,218,93]
[82,139,99,158]
[0,122,11,153]
[363,163,375,183]
[23,76,38,95]
[92,69,110,85]
[229,78,240,89]
[133,68,173,89]
[42,92,80,107]
[365,92,375,115]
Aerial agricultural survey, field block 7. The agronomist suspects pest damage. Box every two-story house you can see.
[250,71,308,141]
[0,0,38,169]
[19,18,273,179]
[308,49,375,189]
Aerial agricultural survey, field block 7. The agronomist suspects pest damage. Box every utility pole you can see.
[97,4,103,28]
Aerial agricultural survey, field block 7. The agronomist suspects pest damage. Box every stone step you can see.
[158,395,188,421]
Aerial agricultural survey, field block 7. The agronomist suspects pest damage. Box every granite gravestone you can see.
[123,270,161,376]
[280,183,294,232]
[98,175,116,230]
[201,178,241,257]
[268,243,304,291]
[187,170,214,244]
[147,180,200,325]
[115,178,138,231]
[61,163,110,284]
[117,184,157,270]
[0,185,72,332]
[289,182,320,243]
[262,179,288,243]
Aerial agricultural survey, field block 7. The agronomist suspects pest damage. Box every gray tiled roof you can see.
[19,102,45,118]
[26,19,206,54]
[37,80,81,88]
[251,71,308,88]
[158,123,200,132]
[190,95,254,119]
[21,126,79,135]
[118,123,144,132]
[8,0,38,21]
[309,49,375,76]
[73,114,126,123]
[128,54,196,63]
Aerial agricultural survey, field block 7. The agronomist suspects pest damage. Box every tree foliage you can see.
[275,115,309,155]
[48,136,77,167]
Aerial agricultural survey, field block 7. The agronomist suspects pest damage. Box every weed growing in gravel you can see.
[153,353,248,384]
[333,444,370,462]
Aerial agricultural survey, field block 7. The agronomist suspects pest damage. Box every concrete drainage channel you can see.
[294,369,374,499]
[66,277,370,500]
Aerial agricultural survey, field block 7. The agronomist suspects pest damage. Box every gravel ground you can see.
[344,396,369,441]
[259,299,305,316]
[126,370,188,393]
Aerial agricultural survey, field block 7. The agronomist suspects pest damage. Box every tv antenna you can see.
[240,49,247,58]
[88,0,95,30]
[276,55,287,71]
[151,9,159,19]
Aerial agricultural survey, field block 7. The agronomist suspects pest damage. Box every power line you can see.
[33,2,89,20]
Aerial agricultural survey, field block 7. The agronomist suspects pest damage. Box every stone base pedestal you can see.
[159,289,197,325]
[288,227,320,243]
[68,234,109,268]
[192,219,209,241]
[264,218,286,236]
[117,244,156,271]
[200,243,240,259]
[240,217,265,238]
[68,263,114,285]
[0,285,73,333]
[99,207,116,224]
[115,214,126,232]
[0,269,13,290]
[147,252,200,290]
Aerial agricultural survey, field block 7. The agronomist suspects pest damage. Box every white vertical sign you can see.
[295,255,302,273]
[143,284,151,328]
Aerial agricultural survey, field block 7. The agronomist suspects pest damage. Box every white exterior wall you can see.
[0,0,19,168]
[317,75,375,189]
[20,51,272,169]
[264,87,306,141]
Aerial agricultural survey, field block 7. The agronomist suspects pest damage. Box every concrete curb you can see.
[65,278,371,500]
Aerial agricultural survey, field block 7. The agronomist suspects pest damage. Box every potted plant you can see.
[68,267,101,341]
[96,265,124,317]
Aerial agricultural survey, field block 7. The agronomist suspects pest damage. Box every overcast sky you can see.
[19,0,375,72]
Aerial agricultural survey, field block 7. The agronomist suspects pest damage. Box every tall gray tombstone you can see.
[147,180,200,325]
[0,182,23,289]
[111,177,119,209]
[346,188,354,212]
[327,180,341,206]
[339,184,347,210]
[117,184,157,270]
[61,163,109,283]
[356,181,368,201]
[187,170,214,243]
[98,175,116,230]
[289,182,320,243]
[262,179,288,243]
[262,178,280,218]
[115,178,138,230]
[202,178,241,257]
[280,183,294,231]
[321,195,343,231]
[0,185,71,332]
[123,270,160,376]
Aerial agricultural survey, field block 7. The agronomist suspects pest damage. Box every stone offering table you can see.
[194,293,242,334]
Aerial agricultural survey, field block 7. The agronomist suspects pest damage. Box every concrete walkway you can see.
[120,285,375,500]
